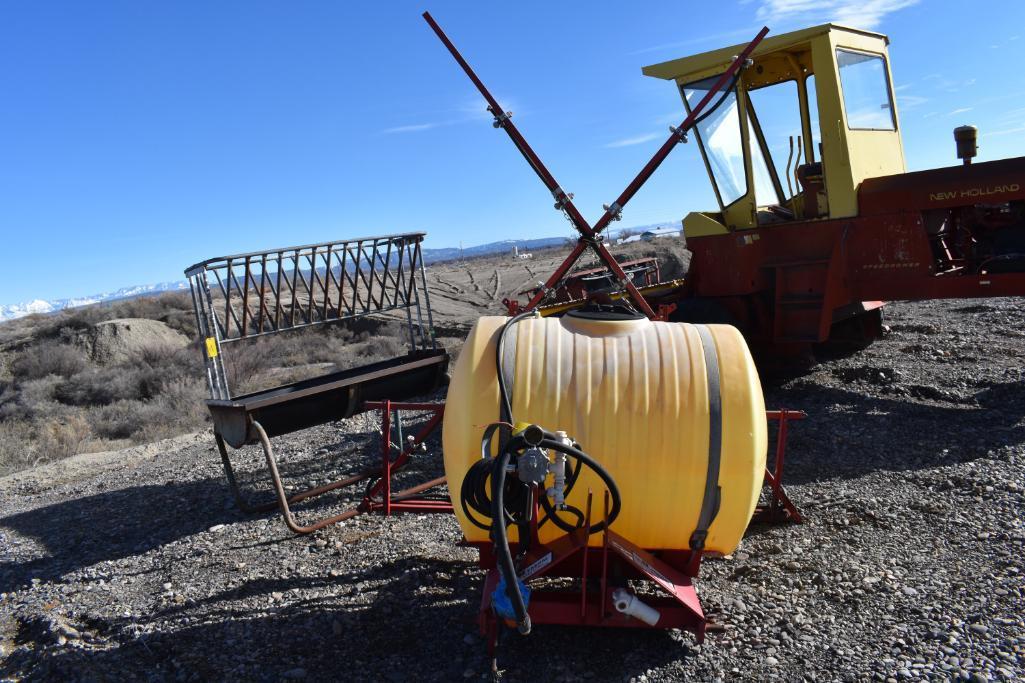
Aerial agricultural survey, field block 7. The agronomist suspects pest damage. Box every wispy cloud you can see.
[997,106,1025,122]
[632,26,761,56]
[923,73,978,94]
[753,0,920,30]
[454,97,504,122]
[948,107,973,117]
[381,97,519,135]
[983,124,1025,138]
[657,111,687,125]
[382,123,440,134]
[604,132,662,148]
[898,95,928,110]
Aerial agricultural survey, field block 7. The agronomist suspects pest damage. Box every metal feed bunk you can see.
[185,232,450,534]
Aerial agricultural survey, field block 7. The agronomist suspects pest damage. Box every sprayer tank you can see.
[442,313,767,555]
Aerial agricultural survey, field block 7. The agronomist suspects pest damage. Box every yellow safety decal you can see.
[205,337,219,358]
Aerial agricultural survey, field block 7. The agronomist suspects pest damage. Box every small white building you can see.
[640,226,682,241]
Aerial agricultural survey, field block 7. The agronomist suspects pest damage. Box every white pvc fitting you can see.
[612,588,661,627]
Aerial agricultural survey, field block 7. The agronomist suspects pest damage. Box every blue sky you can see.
[1,0,1023,302]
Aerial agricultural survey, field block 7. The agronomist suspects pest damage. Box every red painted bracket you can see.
[477,490,708,654]
[361,400,451,517]
[756,408,807,523]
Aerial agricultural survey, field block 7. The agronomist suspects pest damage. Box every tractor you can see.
[639,23,1024,359]
[454,22,1023,364]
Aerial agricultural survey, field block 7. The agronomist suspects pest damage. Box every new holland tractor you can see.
[641,23,1025,358]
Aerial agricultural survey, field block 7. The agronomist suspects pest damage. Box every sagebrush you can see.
[0,292,418,475]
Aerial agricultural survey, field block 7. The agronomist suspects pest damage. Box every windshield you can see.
[683,76,746,207]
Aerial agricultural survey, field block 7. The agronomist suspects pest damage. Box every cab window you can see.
[747,80,802,200]
[836,49,896,130]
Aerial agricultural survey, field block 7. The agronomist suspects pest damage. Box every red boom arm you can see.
[424,11,768,318]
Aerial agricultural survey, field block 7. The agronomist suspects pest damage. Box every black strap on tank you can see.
[690,324,723,552]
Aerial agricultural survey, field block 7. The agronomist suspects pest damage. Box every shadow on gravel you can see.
[0,419,446,594]
[2,555,691,683]
[0,476,246,593]
[0,471,384,595]
[767,379,1025,485]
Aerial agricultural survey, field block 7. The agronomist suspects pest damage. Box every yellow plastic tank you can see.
[442,313,767,554]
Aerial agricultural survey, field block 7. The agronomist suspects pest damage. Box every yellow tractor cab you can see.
[643,24,905,235]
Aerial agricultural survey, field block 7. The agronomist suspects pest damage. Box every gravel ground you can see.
[1,297,1023,682]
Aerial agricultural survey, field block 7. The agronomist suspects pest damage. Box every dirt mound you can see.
[615,238,692,281]
[78,318,189,364]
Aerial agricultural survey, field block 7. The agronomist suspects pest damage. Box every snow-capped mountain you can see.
[0,281,190,322]
[0,222,682,323]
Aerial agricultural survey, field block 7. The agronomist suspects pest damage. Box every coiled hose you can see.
[460,424,584,532]
[485,428,622,633]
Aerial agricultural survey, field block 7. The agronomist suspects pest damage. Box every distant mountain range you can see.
[0,281,192,322]
[0,223,679,322]
[419,236,570,263]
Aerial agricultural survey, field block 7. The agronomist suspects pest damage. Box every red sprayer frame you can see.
[423,12,768,320]
[362,400,452,518]
[468,409,804,659]
[755,409,806,523]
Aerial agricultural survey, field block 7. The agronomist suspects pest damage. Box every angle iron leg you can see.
[215,432,279,514]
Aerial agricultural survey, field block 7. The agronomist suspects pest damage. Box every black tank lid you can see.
[565,303,646,321]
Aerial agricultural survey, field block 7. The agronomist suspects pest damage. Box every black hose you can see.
[488,431,623,636]
[490,438,531,634]
[691,72,741,128]
[538,495,585,531]
[537,451,584,531]
[466,434,585,532]
[496,311,535,424]
[461,452,531,532]
[474,314,624,637]
[460,458,497,530]
[538,435,621,534]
